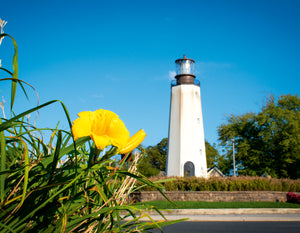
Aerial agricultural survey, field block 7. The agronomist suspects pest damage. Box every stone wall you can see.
[131,191,300,202]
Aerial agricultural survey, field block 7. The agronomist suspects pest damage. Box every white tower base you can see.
[167,84,207,177]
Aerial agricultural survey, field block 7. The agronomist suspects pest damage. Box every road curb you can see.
[121,209,300,222]
[154,208,300,215]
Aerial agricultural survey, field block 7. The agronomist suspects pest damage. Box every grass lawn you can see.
[139,201,300,209]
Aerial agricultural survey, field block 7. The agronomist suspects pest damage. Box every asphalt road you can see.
[150,221,300,233]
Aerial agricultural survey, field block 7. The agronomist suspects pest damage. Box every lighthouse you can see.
[166,55,207,177]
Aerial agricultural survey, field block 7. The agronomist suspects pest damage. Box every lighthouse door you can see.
[184,161,195,177]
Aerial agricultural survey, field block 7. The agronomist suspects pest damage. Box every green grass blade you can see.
[0,98,70,133]
[59,136,90,157]
[0,100,57,132]
[0,34,19,110]
[49,130,62,176]
[0,77,39,104]
[0,67,13,75]
[18,81,29,102]
[0,222,16,233]
[143,218,188,231]
[118,170,177,207]
[60,133,72,153]
[13,172,83,232]
[0,117,6,203]
[19,140,29,208]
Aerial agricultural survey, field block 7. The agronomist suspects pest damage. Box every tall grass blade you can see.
[19,139,29,208]
[0,100,56,132]
[0,34,19,110]
[48,130,62,184]
[13,173,83,232]
[0,77,38,104]
[117,170,174,204]
[0,118,6,203]
[0,99,71,133]
[59,136,90,158]
[0,67,13,75]
[0,222,16,233]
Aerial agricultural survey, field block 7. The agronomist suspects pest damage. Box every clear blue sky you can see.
[1,0,300,148]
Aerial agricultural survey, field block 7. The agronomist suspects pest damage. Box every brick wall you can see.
[131,191,300,202]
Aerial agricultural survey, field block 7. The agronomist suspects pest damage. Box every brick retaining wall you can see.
[131,191,300,202]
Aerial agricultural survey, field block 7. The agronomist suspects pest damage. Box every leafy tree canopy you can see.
[205,141,220,168]
[218,94,300,178]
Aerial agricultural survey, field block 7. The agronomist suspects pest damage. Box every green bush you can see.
[138,176,300,192]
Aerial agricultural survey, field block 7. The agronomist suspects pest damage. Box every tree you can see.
[136,140,166,177]
[218,94,300,178]
[137,155,161,177]
[205,141,220,168]
[146,138,168,171]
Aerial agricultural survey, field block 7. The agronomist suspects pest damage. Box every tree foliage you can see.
[136,145,161,177]
[137,138,168,177]
[205,141,220,168]
[147,137,168,171]
[218,94,300,178]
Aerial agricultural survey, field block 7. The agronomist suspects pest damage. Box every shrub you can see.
[286,192,300,204]
[137,176,300,192]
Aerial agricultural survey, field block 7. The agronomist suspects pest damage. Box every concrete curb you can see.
[145,214,300,222]
[122,209,300,222]
[153,208,300,215]
[125,209,300,222]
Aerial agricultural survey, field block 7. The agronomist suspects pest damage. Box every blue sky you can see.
[1,0,300,148]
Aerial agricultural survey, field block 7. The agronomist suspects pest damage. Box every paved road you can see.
[150,221,300,233]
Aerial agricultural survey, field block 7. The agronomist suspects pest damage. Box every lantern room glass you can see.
[175,59,194,75]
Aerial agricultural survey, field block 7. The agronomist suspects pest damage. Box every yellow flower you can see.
[72,109,146,152]
[119,129,146,154]
[72,109,129,149]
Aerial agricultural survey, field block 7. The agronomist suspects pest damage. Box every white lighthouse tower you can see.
[167,55,207,177]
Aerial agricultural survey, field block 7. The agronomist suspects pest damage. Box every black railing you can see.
[171,79,200,87]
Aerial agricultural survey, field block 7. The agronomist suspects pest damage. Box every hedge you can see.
[138,176,300,192]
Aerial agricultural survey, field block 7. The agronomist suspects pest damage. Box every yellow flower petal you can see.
[90,134,111,149]
[119,129,146,154]
[91,110,130,149]
[77,111,93,118]
[106,117,130,148]
[71,111,93,140]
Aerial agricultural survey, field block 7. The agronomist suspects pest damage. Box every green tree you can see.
[205,141,220,168]
[146,137,168,171]
[137,138,168,177]
[137,154,161,177]
[216,143,243,176]
[218,94,300,178]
